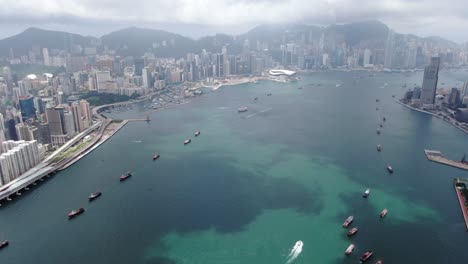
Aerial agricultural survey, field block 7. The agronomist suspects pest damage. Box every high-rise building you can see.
[79,100,92,128]
[19,95,36,120]
[64,112,76,136]
[0,113,5,144]
[142,67,151,88]
[420,57,440,106]
[42,48,50,66]
[15,123,34,141]
[134,58,144,76]
[96,71,111,92]
[5,118,18,141]
[0,140,42,186]
[216,54,224,78]
[363,49,372,67]
[70,103,83,133]
[45,106,66,136]
[37,123,51,144]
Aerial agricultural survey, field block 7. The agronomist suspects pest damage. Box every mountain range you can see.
[0,21,459,59]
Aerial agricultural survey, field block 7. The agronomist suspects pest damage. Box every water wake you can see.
[286,240,303,264]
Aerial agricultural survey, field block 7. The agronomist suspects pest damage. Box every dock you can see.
[424,150,468,171]
[454,178,468,230]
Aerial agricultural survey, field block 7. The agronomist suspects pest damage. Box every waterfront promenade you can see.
[396,100,468,134]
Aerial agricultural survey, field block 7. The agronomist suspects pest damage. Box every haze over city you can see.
[1,0,468,42]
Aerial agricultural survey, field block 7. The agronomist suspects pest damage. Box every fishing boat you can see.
[347,227,358,236]
[345,244,355,255]
[88,192,102,202]
[68,208,85,219]
[343,216,354,227]
[360,250,374,262]
[380,209,388,218]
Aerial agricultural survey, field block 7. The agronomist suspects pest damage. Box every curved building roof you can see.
[269,69,297,76]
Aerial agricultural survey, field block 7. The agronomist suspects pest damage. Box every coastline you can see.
[396,100,468,135]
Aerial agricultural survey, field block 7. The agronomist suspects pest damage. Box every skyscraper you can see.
[134,58,144,76]
[46,106,66,135]
[19,95,36,120]
[420,57,440,106]
[142,67,151,88]
[216,54,224,78]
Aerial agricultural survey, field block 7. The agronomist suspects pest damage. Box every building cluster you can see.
[0,140,44,187]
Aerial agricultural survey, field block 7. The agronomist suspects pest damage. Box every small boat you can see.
[267,92,272,96]
[153,154,161,160]
[254,97,258,101]
[343,216,354,227]
[392,95,395,98]
[120,172,132,182]
[383,117,386,122]
[298,87,303,90]
[68,208,85,219]
[238,107,248,113]
[380,209,388,218]
[377,129,381,135]
[376,107,379,111]
[376,99,380,102]
[379,124,383,128]
[345,244,355,255]
[88,192,102,202]
[363,188,370,198]
[360,250,374,262]
[195,131,201,137]
[386,165,393,173]
[377,145,382,152]
[184,139,192,145]
[0,240,8,250]
[375,260,383,264]
[347,227,358,236]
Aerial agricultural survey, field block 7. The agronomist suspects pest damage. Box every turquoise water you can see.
[1,71,468,264]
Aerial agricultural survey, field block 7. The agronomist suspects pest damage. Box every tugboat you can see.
[153,154,161,160]
[363,188,371,198]
[184,139,192,145]
[345,244,355,255]
[68,208,85,219]
[386,165,393,173]
[0,240,8,250]
[195,131,201,137]
[377,144,382,152]
[343,216,354,227]
[238,107,248,113]
[88,192,102,202]
[347,227,358,236]
[380,209,388,218]
[360,250,374,262]
[120,171,132,182]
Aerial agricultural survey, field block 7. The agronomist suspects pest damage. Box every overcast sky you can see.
[0,0,467,42]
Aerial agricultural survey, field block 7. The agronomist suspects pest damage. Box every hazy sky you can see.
[0,0,467,42]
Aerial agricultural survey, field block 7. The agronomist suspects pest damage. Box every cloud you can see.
[0,0,467,42]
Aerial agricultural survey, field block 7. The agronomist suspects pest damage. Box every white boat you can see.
[238,107,248,113]
[345,244,355,255]
[363,188,370,198]
[184,139,192,145]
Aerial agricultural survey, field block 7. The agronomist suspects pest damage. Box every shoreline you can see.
[396,100,468,135]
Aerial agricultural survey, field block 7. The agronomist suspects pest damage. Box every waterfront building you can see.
[19,95,36,120]
[420,57,440,106]
[0,140,42,186]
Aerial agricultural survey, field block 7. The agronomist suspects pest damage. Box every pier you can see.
[454,178,468,230]
[424,150,468,171]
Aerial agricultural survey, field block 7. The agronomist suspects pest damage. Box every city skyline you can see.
[0,0,468,42]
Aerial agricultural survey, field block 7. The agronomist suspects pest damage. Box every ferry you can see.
[0,240,8,250]
[377,145,382,152]
[184,139,192,145]
[380,209,388,218]
[386,165,393,173]
[68,208,85,219]
[120,171,132,182]
[363,188,370,198]
[153,154,161,160]
[360,250,374,262]
[88,192,102,202]
[347,227,358,236]
[345,244,355,255]
[343,216,354,227]
[195,131,201,137]
[238,107,248,113]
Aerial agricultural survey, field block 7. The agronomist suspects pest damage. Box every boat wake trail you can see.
[260,107,273,113]
[246,113,257,118]
[286,240,303,264]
